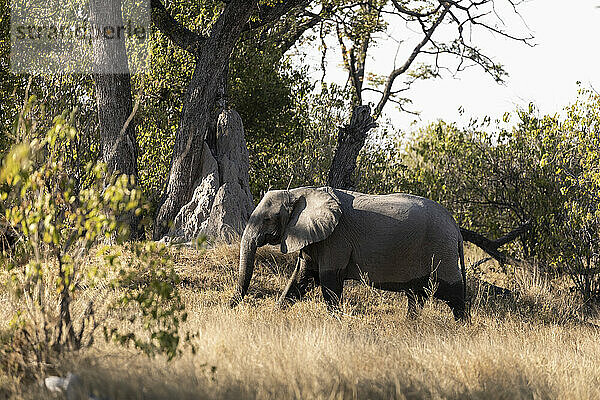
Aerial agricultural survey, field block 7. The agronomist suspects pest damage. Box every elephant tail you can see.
[458,238,467,303]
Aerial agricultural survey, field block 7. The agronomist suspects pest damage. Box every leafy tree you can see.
[0,9,100,194]
[135,1,334,207]
[357,89,600,301]
[0,0,18,154]
[404,116,560,256]
[548,88,600,301]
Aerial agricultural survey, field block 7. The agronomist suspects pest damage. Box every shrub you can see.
[548,88,600,302]
[0,98,189,380]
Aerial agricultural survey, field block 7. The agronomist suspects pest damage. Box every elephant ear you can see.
[280,187,341,254]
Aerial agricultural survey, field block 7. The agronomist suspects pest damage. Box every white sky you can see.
[296,0,600,130]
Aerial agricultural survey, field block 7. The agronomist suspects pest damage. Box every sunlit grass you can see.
[1,243,599,399]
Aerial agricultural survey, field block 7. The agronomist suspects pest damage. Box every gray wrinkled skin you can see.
[232,186,467,320]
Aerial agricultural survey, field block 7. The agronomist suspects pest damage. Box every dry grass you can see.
[1,243,599,399]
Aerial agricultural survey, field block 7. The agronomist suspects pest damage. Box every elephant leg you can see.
[319,269,344,311]
[450,300,467,321]
[296,265,320,295]
[277,258,319,307]
[406,290,426,319]
[277,258,301,307]
[434,281,467,321]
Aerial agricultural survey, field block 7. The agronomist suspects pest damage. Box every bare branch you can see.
[373,5,450,117]
[492,221,532,248]
[390,0,441,18]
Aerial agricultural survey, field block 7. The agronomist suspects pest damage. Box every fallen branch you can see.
[469,257,493,270]
[460,222,532,268]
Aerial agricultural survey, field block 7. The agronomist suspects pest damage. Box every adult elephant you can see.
[230,186,467,320]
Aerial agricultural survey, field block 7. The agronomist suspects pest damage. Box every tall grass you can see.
[1,244,599,399]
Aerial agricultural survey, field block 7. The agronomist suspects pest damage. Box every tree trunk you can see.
[327,105,376,189]
[90,0,141,238]
[153,3,256,240]
[160,109,253,244]
[94,74,138,178]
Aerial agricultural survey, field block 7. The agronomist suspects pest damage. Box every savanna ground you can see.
[1,243,599,399]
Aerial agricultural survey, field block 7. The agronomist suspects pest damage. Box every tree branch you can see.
[390,0,441,18]
[151,0,203,54]
[277,11,324,53]
[492,221,532,248]
[373,5,449,117]
[243,0,309,32]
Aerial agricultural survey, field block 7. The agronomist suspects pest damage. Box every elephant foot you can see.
[229,293,243,308]
[451,302,469,322]
[322,293,343,313]
[406,309,419,320]
[324,303,343,319]
[276,296,297,310]
[433,281,469,322]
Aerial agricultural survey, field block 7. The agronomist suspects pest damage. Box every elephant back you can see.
[333,190,463,286]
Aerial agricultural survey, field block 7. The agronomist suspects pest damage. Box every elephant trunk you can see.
[230,227,259,307]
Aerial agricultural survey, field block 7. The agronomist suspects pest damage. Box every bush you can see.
[0,99,189,380]
[548,88,600,302]
[103,241,189,360]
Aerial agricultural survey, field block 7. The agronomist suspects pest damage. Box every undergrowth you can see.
[1,243,597,400]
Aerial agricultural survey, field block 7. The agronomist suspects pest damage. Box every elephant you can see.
[230,186,467,320]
